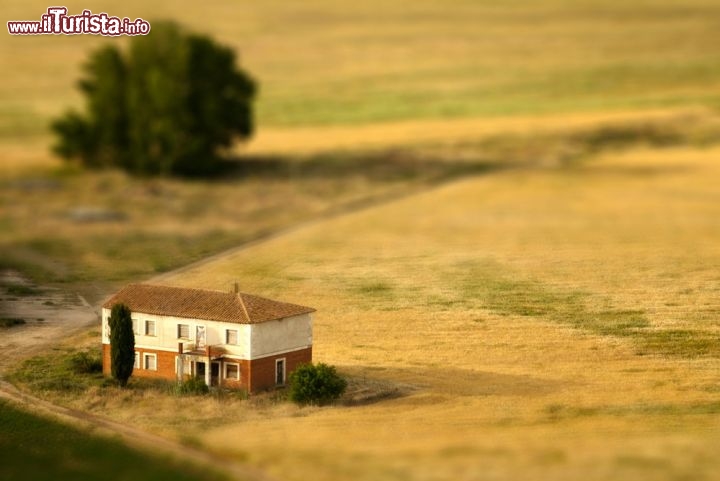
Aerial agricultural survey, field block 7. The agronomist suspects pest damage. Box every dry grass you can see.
[3,0,720,137]
[136,144,720,481]
[4,107,719,302]
[243,106,716,155]
[12,122,720,480]
[0,149,480,300]
[4,1,720,479]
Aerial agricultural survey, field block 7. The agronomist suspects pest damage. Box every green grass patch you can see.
[9,348,107,393]
[637,329,720,358]
[578,310,650,337]
[0,400,227,481]
[451,261,720,358]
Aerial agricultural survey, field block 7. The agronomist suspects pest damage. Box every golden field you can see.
[2,1,720,481]
[146,144,720,481]
[3,0,720,137]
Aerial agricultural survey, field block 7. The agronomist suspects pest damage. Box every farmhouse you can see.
[101,283,314,392]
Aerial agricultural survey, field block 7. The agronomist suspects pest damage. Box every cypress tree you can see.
[109,303,135,387]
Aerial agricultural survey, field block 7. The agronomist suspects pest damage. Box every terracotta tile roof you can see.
[102,283,315,324]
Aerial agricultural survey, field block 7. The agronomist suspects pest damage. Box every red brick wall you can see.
[217,359,250,391]
[102,343,312,393]
[102,344,177,381]
[102,343,111,376]
[136,348,177,379]
[248,347,312,392]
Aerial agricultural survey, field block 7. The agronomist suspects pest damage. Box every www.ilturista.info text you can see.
[8,7,150,36]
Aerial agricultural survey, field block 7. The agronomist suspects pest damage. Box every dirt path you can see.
[0,271,279,481]
[0,379,278,481]
[0,273,98,373]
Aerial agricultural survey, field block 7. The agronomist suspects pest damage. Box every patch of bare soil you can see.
[341,374,417,406]
[0,270,98,373]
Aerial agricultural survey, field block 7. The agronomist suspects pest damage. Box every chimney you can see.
[234,282,239,294]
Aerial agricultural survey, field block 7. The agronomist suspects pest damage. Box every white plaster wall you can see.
[102,309,312,360]
[101,308,252,358]
[249,313,313,358]
[102,308,110,344]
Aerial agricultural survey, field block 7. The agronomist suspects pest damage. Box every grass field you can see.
[143,143,720,481]
[3,0,720,292]
[3,1,720,481]
[0,153,470,298]
[0,399,227,481]
[3,108,720,299]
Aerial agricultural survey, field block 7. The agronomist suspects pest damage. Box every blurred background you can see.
[3,0,720,294]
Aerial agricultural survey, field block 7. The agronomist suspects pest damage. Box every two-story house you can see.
[101,283,314,392]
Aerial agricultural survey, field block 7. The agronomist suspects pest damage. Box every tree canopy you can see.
[52,21,256,177]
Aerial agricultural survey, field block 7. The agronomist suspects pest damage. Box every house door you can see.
[195,361,206,379]
[275,358,285,386]
[211,362,220,387]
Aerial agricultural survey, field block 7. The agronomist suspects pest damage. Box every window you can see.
[145,320,156,336]
[275,358,286,386]
[177,324,190,339]
[134,352,140,369]
[196,325,206,348]
[143,353,157,371]
[224,363,240,381]
[132,319,139,335]
[226,329,238,345]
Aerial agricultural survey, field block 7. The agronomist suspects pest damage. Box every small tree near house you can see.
[109,303,134,387]
[288,363,347,406]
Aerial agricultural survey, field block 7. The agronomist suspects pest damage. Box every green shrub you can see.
[67,350,103,374]
[176,377,210,396]
[288,363,347,406]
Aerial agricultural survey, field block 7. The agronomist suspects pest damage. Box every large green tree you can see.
[52,21,256,176]
[109,303,135,387]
